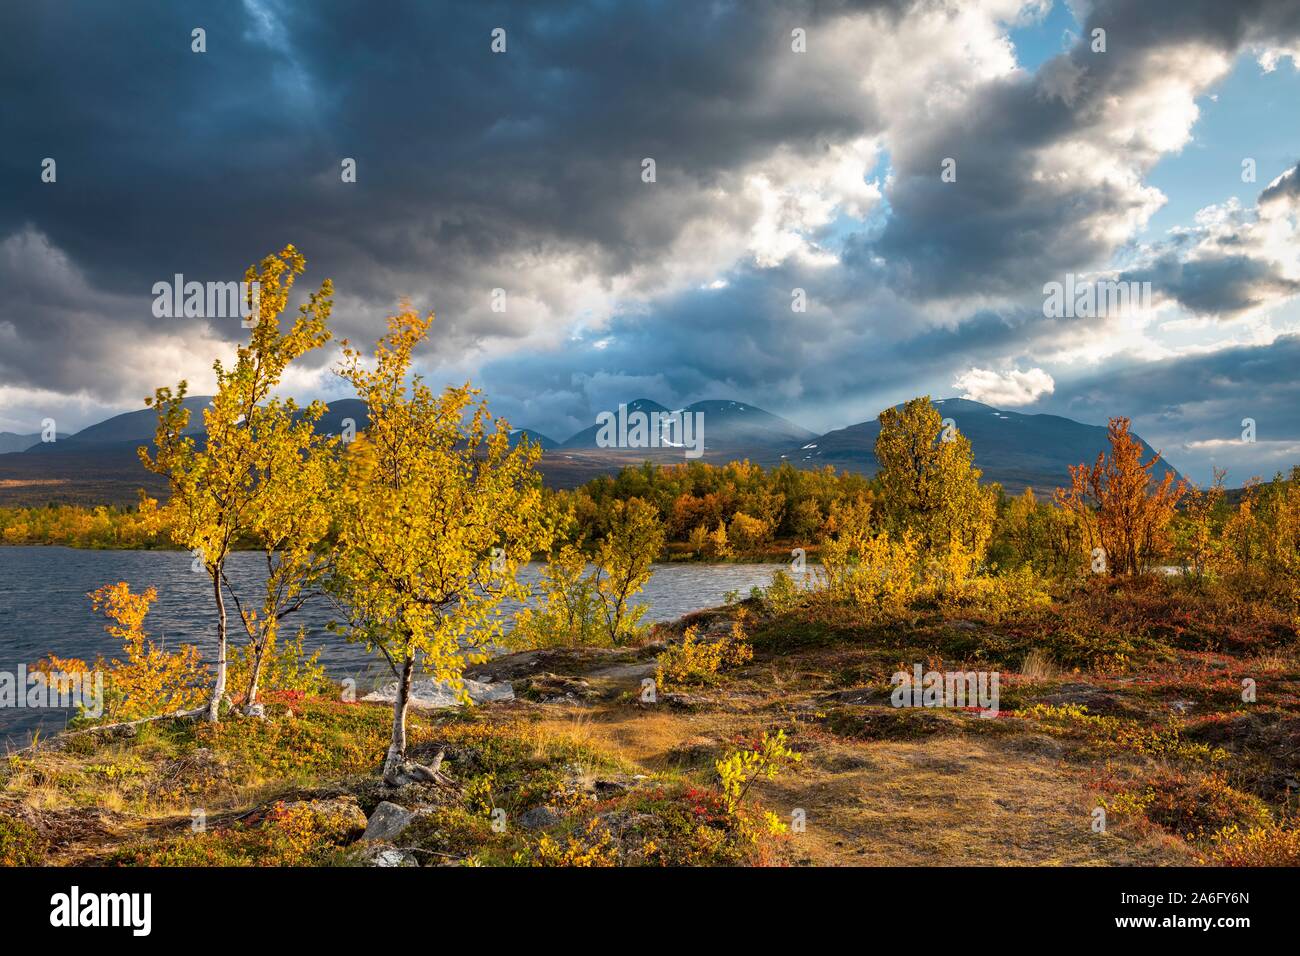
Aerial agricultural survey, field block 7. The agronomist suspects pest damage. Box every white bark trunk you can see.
[382,657,415,784]
[207,571,227,723]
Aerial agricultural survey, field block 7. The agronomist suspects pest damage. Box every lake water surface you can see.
[0,547,781,744]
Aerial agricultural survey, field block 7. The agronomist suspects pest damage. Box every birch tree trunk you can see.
[382,656,415,784]
[243,627,270,714]
[207,570,228,723]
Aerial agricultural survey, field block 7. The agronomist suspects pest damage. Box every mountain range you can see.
[0,396,1182,506]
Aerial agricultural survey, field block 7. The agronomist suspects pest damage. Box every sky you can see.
[2,0,1299,484]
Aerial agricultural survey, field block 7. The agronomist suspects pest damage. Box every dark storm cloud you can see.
[1,0,1298,458]
[1124,253,1300,317]
[0,0,896,374]
[1115,163,1300,318]
[477,257,1051,439]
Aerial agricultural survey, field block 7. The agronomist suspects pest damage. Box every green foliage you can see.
[874,397,996,580]
[940,565,1052,622]
[508,543,605,648]
[817,496,921,619]
[550,458,872,556]
[0,493,168,548]
[0,814,43,866]
[758,568,809,612]
[1014,704,1229,764]
[141,244,337,721]
[327,307,552,777]
[991,486,1085,577]
[1200,816,1300,866]
[1100,769,1270,841]
[109,799,363,867]
[511,497,663,649]
[227,628,330,699]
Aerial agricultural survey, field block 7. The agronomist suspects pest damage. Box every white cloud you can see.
[953,366,1055,406]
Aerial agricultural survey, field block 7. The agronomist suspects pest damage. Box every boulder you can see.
[361,677,514,710]
[519,805,562,829]
[515,672,601,704]
[357,843,419,867]
[363,801,415,842]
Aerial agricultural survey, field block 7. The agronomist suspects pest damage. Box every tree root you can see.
[382,750,458,788]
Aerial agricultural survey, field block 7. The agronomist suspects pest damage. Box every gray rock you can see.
[358,844,418,867]
[361,677,514,710]
[519,805,561,829]
[363,800,415,842]
[593,778,634,797]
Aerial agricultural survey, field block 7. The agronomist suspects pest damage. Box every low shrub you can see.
[0,814,43,866]
[655,616,753,690]
[108,799,364,866]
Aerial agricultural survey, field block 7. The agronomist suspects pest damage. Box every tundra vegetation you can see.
[3,248,1299,867]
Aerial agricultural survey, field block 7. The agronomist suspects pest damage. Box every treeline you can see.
[548,459,872,557]
[0,492,170,548]
[545,426,1300,585]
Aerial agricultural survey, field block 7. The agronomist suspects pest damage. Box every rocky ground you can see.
[3,579,1299,866]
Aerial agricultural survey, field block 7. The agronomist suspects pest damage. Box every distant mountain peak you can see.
[558,397,816,451]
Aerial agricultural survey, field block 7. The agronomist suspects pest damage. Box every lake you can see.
[0,546,783,745]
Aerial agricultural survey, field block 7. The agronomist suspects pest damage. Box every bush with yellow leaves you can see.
[226,626,330,701]
[35,583,205,723]
[1199,817,1300,866]
[759,567,810,612]
[508,542,606,649]
[819,513,921,620]
[727,511,772,552]
[716,729,801,837]
[655,614,753,690]
[513,820,619,867]
[939,565,1052,622]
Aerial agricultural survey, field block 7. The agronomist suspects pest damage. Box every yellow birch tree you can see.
[141,245,334,721]
[327,307,551,784]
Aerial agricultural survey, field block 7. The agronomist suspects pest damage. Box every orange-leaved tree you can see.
[141,245,334,721]
[1055,417,1186,575]
[89,583,205,720]
[327,307,552,784]
[33,584,205,722]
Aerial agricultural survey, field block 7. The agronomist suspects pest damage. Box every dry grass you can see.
[1019,648,1060,682]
